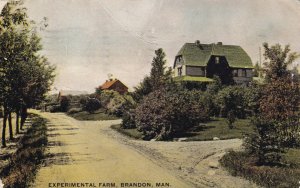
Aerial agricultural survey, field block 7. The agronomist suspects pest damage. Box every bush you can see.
[98,90,119,108]
[216,85,248,118]
[244,118,285,165]
[220,151,300,188]
[60,97,70,112]
[67,108,82,114]
[84,98,101,113]
[49,105,61,113]
[122,109,136,129]
[135,88,209,140]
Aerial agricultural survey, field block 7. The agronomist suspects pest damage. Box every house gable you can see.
[99,79,128,94]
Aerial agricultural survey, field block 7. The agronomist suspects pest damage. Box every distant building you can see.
[173,41,254,85]
[99,79,128,94]
[58,90,89,100]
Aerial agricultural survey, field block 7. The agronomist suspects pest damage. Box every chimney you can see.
[217,42,223,45]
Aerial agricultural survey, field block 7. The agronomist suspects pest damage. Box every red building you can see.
[99,79,128,94]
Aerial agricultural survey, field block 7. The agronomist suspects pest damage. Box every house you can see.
[99,79,128,94]
[173,41,254,85]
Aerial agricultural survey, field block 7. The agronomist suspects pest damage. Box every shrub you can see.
[216,86,248,118]
[98,90,119,108]
[220,151,300,188]
[122,109,136,129]
[84,98,101,113]
[135,88,209,140]
[49,105,61,113]
[60,97,70,112]
[244,118,285,165]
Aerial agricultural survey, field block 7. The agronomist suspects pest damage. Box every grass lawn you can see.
[283,148,300,166]
[112,118,254,141]
[68,108,119,121]
[111,124,143,140]
[183,118,253,141]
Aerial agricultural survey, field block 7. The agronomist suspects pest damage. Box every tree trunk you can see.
[8,112,13,140]
[2,111,8,147]
[20,107,27,130]
[16,111,20,134]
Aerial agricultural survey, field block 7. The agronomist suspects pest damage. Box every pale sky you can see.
[20,0,300,92]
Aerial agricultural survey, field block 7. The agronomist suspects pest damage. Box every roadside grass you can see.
[112,118,253,141]
[68,108,119,121]
[0,115,48,187]
[220,149,300,188]
[111,124,143,140]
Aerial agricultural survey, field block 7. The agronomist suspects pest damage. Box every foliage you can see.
[244,118,285,165]
[244,43,300,165]
[220,150,300,188]
[135,88,209,140]
[1,115,47,187]
[263,42,300,81]
[226,110,236,129]
[49,105,61,113]
[84,98,101,113]
[259,77,300,147]
[206,76,223,94]
[0,1,55,146]
[216,86,248,118]
[121,109,136,129]
[97,90,135,117]
[59,97,70,112]
[133,48,172,101]
[253,63,260,77]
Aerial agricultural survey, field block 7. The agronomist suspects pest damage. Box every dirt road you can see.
[31,111,192,188]
[31,111,258,188]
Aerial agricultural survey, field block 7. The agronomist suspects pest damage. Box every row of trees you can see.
[0,1,55,147]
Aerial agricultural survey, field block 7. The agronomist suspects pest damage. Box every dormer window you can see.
[215,57,220,64]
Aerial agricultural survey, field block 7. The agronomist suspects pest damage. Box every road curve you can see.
[31,111,192,188]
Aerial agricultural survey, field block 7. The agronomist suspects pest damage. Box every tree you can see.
[259,77,300,146]
[262,42,299,81]
[0,1,55,147]
[253,62,260,77]
[245,43,300,165]
[133,48,172,101]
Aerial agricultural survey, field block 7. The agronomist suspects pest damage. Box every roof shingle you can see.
[176,43,253,68]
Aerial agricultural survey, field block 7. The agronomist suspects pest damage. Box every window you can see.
[241,69,246,77]
[233,69,238,77]
[246,69,253,77]
[237,69,246,77]
[215,56,220,64]
[178,67,182,76]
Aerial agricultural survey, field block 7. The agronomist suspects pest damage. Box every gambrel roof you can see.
[175,42,253,68]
